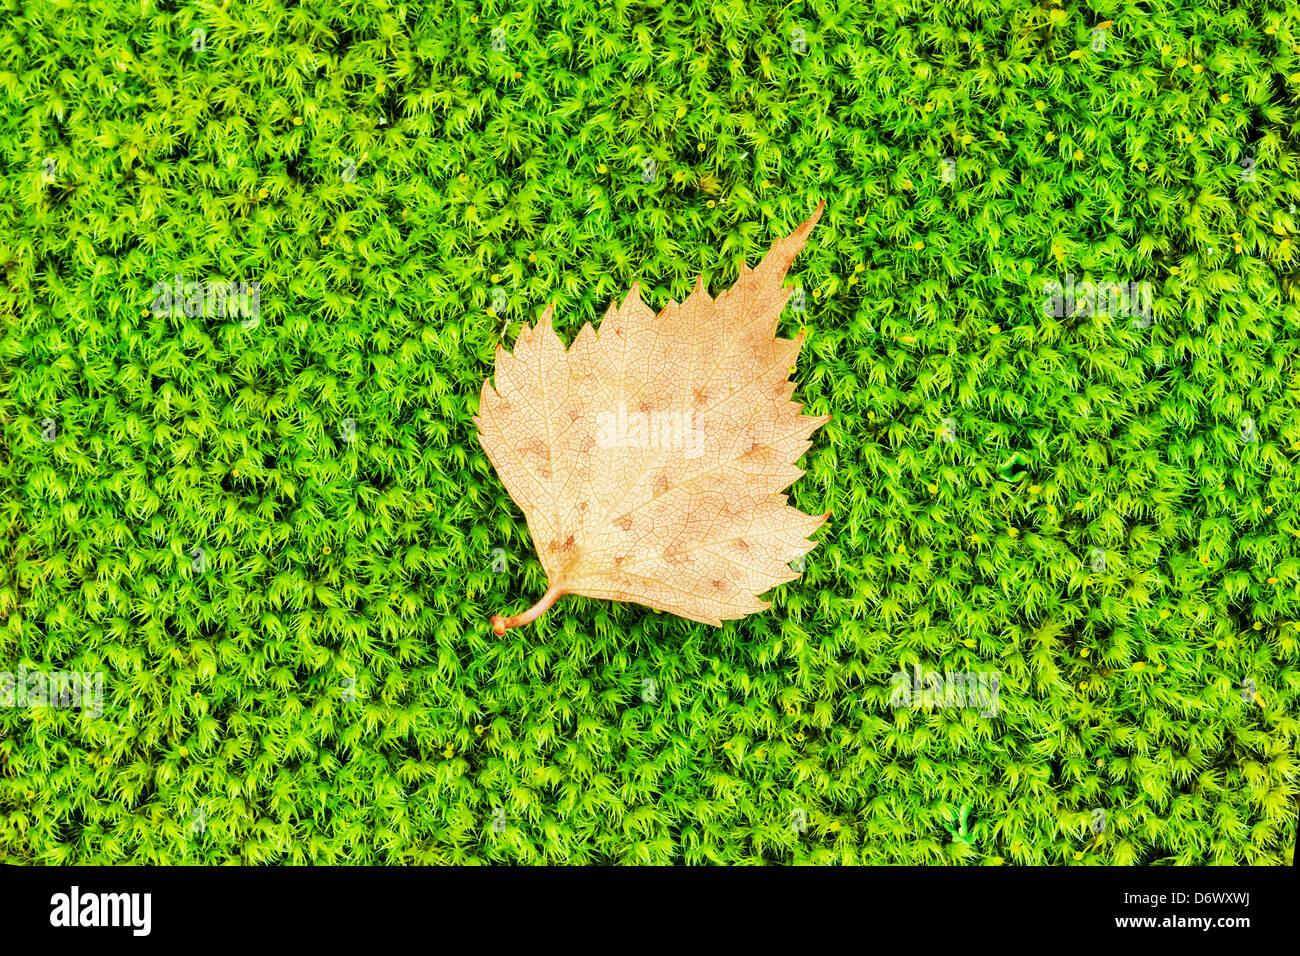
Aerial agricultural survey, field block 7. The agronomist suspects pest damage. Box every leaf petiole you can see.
[491,583,569,636]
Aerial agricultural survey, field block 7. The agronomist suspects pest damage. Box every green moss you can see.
[0,0,1297,864]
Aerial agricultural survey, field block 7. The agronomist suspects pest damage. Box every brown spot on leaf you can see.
[521,438,550,461]
[663,543,694,566]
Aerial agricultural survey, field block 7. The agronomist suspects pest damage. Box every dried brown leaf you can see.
[476,200,830,634]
